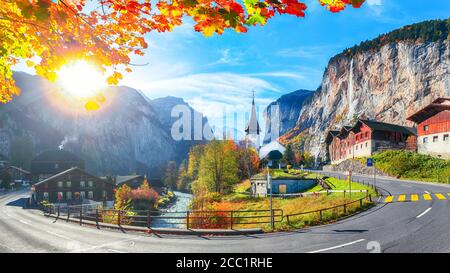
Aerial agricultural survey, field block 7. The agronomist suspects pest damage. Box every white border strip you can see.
[416,207,432,219]
[308,239,366,253]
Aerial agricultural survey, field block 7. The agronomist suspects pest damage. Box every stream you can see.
[151,191,193,228]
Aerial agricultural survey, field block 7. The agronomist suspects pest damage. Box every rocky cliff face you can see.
[296,39,449,159]
[0,72,210,176]
[263,89,313,144]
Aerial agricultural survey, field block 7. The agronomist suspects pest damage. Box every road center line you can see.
[416,207,432,219]
[308,239,366,253]
[46,230,75,241]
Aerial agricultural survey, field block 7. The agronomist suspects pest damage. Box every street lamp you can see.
[267,166,274,231]
[437,155,442,183]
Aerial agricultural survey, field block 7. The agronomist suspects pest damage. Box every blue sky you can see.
[14,0,450,139]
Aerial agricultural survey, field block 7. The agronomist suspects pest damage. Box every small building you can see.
[407,98,450,159]
[2,166,31,186]
[326,119,417,164]
[32,167,114,204]
[259,141,286,169]
[115,175,145,189]
[30,150,85,182]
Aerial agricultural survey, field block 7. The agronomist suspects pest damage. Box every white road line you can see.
[106,248,127,253]
[308,239,366,253]
[416,207,432,219]
[46,230,75,241]
[19,219,31,226]
[71,236,140,253]
[424,191,430,194]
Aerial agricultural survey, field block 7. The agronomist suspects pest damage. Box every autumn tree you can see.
[236,142,259,180]
[282,143,295,166]
[196,140,239,194]
[1,0,365,105]
[131,179,159,209]
[114,184,133,210]
[187,145,204,181]
[163,160,178,189]
[177,159,191,192]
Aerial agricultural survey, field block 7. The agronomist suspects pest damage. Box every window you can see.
[43,192,49,200]
[80,181,85,188]
[356,146,358,150]
[433,136,439,142]
[365,142,368,148]
[423,137,428,143]
[424,125,429,132]
[57,192,64,200]
[57,181,63,188]
[444,134,449,141]
[80,191,86,199]
[88,191,94,199]
[66,192,72,200]
[360,144,363,149]
[88,181,93,187]
[66,181,71,187]
[102,190,107,199]
[365,132,369,138]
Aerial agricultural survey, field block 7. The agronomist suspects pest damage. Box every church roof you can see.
[245,95,261,135]
[259,141,286,159]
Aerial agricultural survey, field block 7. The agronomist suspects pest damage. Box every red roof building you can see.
[326,119,417,164]
[407,98,450,159]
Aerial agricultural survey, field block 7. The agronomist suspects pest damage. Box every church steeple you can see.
[245,90,261,135]
[245,90,261,149]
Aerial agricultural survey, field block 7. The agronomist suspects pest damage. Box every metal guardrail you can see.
[40,204,284,230]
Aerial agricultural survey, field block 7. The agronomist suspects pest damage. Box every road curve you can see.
[1,173,450,253]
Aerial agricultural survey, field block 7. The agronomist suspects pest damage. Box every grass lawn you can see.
[357,150,450,183]
[202,173,376,231]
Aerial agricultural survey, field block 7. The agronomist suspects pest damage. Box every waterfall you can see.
[348,58,355,120]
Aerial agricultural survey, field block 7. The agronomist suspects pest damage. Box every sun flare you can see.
[57,61,105,98]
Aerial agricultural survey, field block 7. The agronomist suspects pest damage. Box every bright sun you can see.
[57,61,105,98]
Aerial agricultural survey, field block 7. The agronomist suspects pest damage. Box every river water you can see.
[151,191,193,228]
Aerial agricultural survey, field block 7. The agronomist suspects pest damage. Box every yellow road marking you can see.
[435,193,446,200]
[423,194,432,201]
[398,195,406,202]
[411,194,419,202]
[385,196,394,203]
[447,193,450,197]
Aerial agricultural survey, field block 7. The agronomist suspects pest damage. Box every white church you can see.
[244,93,285,168]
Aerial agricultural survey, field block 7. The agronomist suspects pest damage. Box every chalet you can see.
[32,167,114,204]
[2,166,31,186]
[407,98,450,159]
[326,119,417,164]
[30,150,85,182]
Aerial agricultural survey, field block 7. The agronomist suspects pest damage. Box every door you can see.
[279,184,287,194]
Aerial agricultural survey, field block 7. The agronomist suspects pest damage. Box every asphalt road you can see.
[1,172,450,253]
